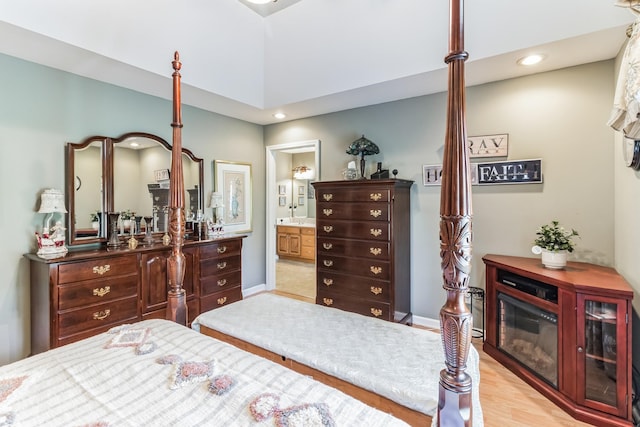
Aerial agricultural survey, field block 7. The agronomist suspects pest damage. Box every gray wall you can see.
[265,60,618,325]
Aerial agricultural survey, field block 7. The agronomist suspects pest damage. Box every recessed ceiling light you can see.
[130,142,140,148]
[273,112,286,119]
[246,0,273,4]
[517,54,546,66]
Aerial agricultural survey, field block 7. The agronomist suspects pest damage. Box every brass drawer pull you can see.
[370,229,382,237]
[323,243,333,250]
[370,193,382,201]
[370,209,382,218]
[217,246,227,254]
[217,279,227,287]
[93,309,111,320]
[217,261,227,270]
[323,260,334,267]
[370,286,383,295]
[323,278,333,286]
[323,193,333,201]
[93,265,111,275]
[323,225,334,233]
[323,208,333,216]
[370,247,382,256]
[93,286,111,297]
[371,308,383,317]
[217,297,227,305]
[370,266,382,275]
[323,298,333,306]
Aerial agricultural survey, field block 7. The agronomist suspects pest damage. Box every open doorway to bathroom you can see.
[265,140,320,303]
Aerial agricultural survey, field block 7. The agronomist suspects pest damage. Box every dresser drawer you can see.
[201,255,241,277]
[316,188,390,203]
[300,227,315,236]
[201,270,242,296]
[58,255,137,284]
[58,274,138,310]
[200,240,242,260]
[316,290,391,321]
[277,226,301,235]
[318,255,390,280]
[318,203,389,221]
[317,238,389,259]
[200,287,242,312]
[58,296,139,338]
[316,220,389,240]
[301,234,315,247]
[317,271,390,301]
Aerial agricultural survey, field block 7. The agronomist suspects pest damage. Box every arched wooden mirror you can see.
[66,132,203,246]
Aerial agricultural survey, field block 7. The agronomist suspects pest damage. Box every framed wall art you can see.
[278,185,287,195]
[279,196,286,206]
[213,160,252,233]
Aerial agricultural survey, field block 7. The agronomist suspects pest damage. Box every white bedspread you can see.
[0,318,408,426]
[192,293,484,425]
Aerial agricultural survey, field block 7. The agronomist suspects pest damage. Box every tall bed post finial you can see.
[437,0,473,425]
[166,51,188,325]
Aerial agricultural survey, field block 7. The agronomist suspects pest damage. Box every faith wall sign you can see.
[476,159,542,185]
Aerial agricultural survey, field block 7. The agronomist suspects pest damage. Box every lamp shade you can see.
[210,192,224,208]
[37,189,67,213]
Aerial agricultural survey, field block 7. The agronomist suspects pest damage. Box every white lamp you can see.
[36,189,68,259]
[210,192,224,223]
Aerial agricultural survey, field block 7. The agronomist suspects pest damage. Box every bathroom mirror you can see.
[66,132,203,246]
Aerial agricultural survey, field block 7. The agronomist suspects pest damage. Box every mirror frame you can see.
[66,132,204,247]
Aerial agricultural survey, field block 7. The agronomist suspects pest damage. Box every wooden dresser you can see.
[312,179,413,324]
[25,235,244,354]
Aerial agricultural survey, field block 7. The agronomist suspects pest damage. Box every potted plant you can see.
[532,220,579,269]
[90,211,100,230]
[120,210,135,229]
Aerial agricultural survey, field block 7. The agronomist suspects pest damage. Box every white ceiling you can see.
[0,0,635,125]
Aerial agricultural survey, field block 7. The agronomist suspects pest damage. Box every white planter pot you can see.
[541,249,567,270]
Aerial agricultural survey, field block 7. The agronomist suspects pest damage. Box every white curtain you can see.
[608,1,640,138]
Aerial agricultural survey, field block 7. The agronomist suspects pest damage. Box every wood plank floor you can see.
[270,290,591,426]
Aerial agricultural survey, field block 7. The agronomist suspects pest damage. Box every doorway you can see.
[265,140,320,301]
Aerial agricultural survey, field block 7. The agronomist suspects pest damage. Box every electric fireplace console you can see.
[483,254,633,427]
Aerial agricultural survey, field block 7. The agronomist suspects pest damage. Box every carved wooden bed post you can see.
[437,0,473,425]
[166,51,188,325]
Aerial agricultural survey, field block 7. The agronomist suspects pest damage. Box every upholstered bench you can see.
[192,293,483,426]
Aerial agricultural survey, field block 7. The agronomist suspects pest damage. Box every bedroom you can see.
[0,0,639,424]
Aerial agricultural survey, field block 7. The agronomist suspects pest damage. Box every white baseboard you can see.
[243,284,266,298]
[411,314,440,330]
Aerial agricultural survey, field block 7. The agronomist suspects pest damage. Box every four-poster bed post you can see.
[437,0,474,426]
[166,51,188,325]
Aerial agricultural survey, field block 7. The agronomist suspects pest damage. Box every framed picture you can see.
[298,185,305,195]
[213,160,252,233]
[308,181,315,199]
[278,184,287,195]
[154,168,170,182]
[279,196,286,206]
[298,196,305,206]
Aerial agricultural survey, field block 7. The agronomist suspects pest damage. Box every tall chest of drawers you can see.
[312,179,413,324]
[26,236,244,354]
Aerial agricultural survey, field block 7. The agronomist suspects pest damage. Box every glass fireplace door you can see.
[497,292,558,387]
[577,294,628,417]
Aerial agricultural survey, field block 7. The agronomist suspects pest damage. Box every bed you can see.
[0,318,410,426]
[192,293,484,426]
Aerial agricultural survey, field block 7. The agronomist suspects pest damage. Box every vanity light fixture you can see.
[517,54,546,66]
[293,165,314,180]
[273,112,286,120]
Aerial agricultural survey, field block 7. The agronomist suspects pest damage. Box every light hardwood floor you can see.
[271,290,591,426]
